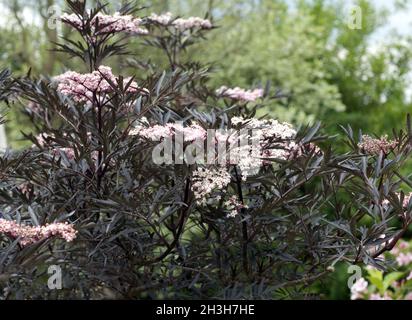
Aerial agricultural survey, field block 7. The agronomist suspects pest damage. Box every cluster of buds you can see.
[147,12,213,31]
[358,134,398,155]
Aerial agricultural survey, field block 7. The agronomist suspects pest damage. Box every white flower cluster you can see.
[0,218,77,247]
[147,12,212,31]
[129,122,206,142]
[54,65,146,103]
[230,116,297,179]
[191,167,231,205]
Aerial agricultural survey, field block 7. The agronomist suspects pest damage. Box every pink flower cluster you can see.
[147,12,173,26]
[350,277,368,300]
[130,116,322,181]
[216,86,264,102]
[54,66,147,102]
[147,12,213,31]
[224,195,247,218]
[0,218,77,246]
[352,240,412,300]
[358,134,398,155]
[391,241,412,266]
[369,293,393,300]
[61,12,148,35]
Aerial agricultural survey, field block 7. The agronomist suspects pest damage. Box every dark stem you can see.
[234,166,249,275]
[96,96,103,194]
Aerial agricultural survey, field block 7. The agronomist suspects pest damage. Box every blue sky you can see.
[372,0,412,39]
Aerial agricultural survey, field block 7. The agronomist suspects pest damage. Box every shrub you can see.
[0,0,411,299]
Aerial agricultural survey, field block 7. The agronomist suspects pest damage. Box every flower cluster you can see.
[224,195,247,218]
[351,240,412,300]
[230,116,297,140]
[173,17,213,31]
[130,122,206,142]
[191,167,231,205]
[147,12,212,31]
[358,134,398,155]
[391,241,412,267]
[287,142,322,160]
[350,277,369,300]
[147,12,173,26]
[54,66,147,102]
[216,86,264,102]
[230,116,299,178]
[130,116,309,180]
[61,12,148,35]
[0,218,77,246]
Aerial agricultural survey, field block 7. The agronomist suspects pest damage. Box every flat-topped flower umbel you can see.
[54,66,148,102]
[61,12,148,35]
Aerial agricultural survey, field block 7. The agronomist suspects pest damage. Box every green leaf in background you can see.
[382,272,404,292]
[367,268,384,294]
